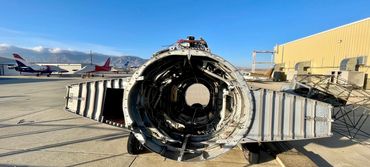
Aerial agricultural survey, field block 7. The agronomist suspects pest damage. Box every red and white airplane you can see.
[74,58,112,75]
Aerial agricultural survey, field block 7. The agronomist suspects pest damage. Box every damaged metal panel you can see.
[243,88,333,142]
[65,78,127,123]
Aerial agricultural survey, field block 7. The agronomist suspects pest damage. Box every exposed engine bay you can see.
[123,37,253,161]
[65,36,333,162]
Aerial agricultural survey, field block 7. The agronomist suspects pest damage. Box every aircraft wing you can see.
[48,65,69,73]
[74,65,95,74]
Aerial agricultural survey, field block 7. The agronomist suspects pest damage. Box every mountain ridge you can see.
[0,44,147,67]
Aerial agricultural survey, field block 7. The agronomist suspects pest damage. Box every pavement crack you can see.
[128,155,138,167]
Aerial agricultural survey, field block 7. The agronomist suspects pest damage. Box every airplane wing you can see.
[48,65,69,73]
[74,65,95,74]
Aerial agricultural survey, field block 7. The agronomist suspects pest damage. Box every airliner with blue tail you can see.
[12,53,68,76]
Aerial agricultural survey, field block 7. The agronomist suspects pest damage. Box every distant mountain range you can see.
[0,44,147,67]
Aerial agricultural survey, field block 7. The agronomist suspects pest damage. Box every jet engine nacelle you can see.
[65,37,332,162]
[122,44,253,161]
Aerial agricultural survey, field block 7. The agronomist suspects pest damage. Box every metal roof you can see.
[0,56,15,65]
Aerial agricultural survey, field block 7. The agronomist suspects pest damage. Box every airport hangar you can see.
[0,56,19,75]
[274,17,370,89]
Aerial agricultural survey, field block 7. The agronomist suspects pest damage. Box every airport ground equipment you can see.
[65,37,333,161]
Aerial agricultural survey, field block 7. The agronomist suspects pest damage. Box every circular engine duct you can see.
[123,37,254,161]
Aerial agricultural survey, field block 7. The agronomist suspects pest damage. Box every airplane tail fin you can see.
[13,53,30,67]
[103,58,111,67]
[124,61,129,67]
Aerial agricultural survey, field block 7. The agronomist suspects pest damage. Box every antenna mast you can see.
[90,50,93,65]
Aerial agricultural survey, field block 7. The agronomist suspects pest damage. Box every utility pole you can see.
[90,50,93,65]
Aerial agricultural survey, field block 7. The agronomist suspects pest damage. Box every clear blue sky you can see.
[0,0,369,67]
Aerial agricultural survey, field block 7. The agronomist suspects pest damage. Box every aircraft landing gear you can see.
[242,143,261,164]
[127,133,145,155]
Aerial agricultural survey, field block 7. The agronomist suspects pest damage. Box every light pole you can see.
[90,50,93,65]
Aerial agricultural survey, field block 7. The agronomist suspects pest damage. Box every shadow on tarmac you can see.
[0,120,129,158]
[0,77,66,85]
